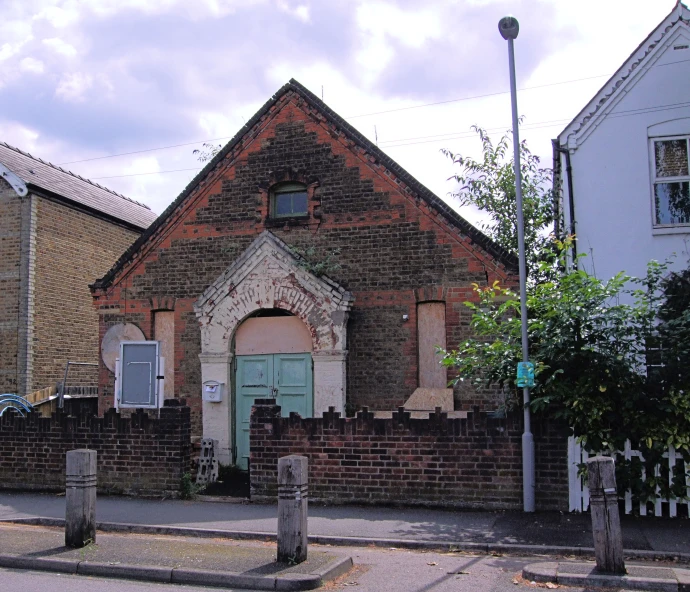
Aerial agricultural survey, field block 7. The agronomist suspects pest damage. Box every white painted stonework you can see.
[194,231,353,464]
[558,3,690,290]
[198,352,233,464]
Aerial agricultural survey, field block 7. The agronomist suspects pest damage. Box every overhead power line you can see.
[344,73,611,119]
[88,98,690,180]
[92,167,201,180]
[378,118,572,146]
[59,136,233,166]
[59,71,613,168]
[56,57,690,171]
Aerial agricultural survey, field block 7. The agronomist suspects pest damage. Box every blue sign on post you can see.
[517,362,534,388]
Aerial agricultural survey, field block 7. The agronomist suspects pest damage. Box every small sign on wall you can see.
[203,380,224,403]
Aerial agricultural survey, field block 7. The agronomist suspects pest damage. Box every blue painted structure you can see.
[0,394,34,417]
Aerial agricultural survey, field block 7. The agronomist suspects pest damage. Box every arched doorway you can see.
[234,310,313,469]
[194,232,353,467]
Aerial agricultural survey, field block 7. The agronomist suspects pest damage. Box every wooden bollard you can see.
[65,449,97,548]
[277,455,308,564]
[587,456,625,574]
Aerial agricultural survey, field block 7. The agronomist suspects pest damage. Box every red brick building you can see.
[91,80,517,468]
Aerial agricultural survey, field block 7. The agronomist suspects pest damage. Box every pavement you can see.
[0,522,351,591]
[523,560,690,592]
[0,491,688,590]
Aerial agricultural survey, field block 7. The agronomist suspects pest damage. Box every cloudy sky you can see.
[0,0,678,226]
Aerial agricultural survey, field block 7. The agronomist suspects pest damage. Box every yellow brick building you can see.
[0,142,157,395]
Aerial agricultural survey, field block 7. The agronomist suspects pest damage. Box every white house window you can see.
[652,137,690,226]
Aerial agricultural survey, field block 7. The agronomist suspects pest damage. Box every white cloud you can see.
[0,43,19,61]
[55,72,93,102]
[33,5,80,28]
[124,155,161,176]
[356,2,442,49]
[0,35,33,62]
[197,112,245,139]
[354,2,443,85]
[97,73,115,97]
[82,0,266,20]
[19,57,44,73]
[42,37,78,57]
[0,121,40,151]
[277,1,310,23]
[355,37,395,85]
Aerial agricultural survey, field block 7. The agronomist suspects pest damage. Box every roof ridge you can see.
[560,2,690,142]
[284,79,516,266]
[0,140,151,210]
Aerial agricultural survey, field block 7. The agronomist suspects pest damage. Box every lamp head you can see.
[498,16,519,40]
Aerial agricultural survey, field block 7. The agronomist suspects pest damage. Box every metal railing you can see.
[58,361,99,408]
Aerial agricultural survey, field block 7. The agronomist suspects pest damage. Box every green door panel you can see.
[275,354,313,418]
[235,356,273,471]
[235,353,312,470]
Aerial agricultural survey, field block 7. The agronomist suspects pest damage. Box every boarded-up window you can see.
[417,302,446,388]
[235,316,312,355]
[154,311,174,398]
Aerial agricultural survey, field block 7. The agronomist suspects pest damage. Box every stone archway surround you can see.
[194,231,353,465]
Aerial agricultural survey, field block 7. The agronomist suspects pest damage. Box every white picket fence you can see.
[568,437,690,516]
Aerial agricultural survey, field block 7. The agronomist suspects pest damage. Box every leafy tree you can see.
[443,128,690,502]
[443,126,555,276]
[442,248,690,501]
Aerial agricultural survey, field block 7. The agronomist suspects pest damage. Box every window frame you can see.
[270,182,309,220]
[649,134,690,230]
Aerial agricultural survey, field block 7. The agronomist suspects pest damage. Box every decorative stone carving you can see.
[194,231,353,463]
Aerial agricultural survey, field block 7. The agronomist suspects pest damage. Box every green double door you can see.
[235,353,313,470]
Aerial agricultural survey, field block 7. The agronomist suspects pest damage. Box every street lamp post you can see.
[498,15,535,512]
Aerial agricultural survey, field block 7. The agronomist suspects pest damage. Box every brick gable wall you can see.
[32,197,141,391]
[93,92,515,438]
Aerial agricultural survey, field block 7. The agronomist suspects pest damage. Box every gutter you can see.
[553,140,577,267]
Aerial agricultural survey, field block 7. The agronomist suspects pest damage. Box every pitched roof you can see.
[92,79,517,290]
[559,1,690,146]
[0,142,157,230]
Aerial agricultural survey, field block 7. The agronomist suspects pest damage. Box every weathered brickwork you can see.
[93,87,517,441]
[250,401,569,511]
[0,182,22,393]
[0,400,190,496]
[95,93,511,426]
[32,197,140,391]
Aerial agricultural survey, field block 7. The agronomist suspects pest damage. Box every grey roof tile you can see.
[0,142,157,230]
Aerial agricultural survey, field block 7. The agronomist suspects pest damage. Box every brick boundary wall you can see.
[0,400,191,497]
[250,401,569,511]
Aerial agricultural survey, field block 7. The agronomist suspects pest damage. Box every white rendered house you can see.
[555,2,690,285]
